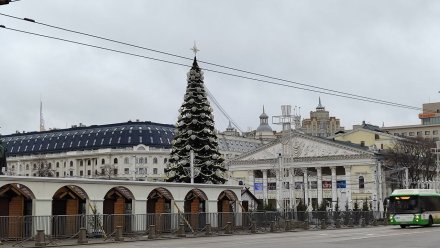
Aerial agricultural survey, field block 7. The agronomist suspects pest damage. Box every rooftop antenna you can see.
[40,98,45,132]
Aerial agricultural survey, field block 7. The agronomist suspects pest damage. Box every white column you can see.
[371,164,378,211]
[91,158,95,178]
[262,169,268,205]
[289,168,295,210]
[344,165,352,210]
[60,161,65,178]
[331,167,337,210]
[248,170,255,194]
[378,161,384,212]
[16,161,21,176]
[316,167,323,205]
[303,168,309,207]
[75,160,79,177]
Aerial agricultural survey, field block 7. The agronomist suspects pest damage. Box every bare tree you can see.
[33,156,55,177]
[383,137,436,189]
[97,164,117,179]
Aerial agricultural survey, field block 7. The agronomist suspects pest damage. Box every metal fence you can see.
[0,211,386,241]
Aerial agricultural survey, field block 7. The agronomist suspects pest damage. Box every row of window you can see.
[122,157,167,164]
[422,116,440,126]
[9,156,168,171]
[394,130,439,137]
[123,167,159,175]
[259,176,365,190]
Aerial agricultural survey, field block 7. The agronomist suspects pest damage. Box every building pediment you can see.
[236,131,373,161]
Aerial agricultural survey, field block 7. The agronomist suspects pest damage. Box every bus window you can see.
[389,196,419,214]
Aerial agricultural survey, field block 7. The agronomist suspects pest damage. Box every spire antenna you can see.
[40,99,45,132]
[191,41,200,56]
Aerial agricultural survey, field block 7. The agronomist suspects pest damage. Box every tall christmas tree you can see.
[165,56,226,184]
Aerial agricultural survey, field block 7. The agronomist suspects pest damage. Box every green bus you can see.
[389,189,440,228]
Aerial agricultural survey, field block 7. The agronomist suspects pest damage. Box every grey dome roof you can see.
[259,112,268,119]
[1,121,175,156]
[256,124,273,132]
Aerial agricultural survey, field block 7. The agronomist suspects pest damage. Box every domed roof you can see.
[259,105,269,119]
[1,121,175,156]
[256,124,273,133]
[259,112,268,119]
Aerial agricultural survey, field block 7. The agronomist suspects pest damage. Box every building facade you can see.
[302,98,344,137]
[333,122,401,151]
[228,131,385,212]
[383,102,440,140]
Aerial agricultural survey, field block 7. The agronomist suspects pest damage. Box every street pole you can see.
[277,154,283,211]
[405,167,409,189]
[378,160,383,212]
[436,141,440,192]
[190,150,194,184]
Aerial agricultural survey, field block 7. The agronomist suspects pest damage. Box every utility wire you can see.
[0,25,422,110]
[0,12,421,111]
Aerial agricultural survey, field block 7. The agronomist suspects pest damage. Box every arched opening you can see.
[217,190,237,228]
[359,176,365,189]
[52,185,88,237]
[184,189,207,230]
[0,184,34,239]
[147,187,173,214]
[103,186,134,234]
[147,187,173,232]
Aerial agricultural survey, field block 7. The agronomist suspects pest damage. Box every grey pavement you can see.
[84,226,440,248]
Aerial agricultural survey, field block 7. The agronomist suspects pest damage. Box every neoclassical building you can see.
[302,98,344,137]
[1,121,265,180]
[228,131,385,211]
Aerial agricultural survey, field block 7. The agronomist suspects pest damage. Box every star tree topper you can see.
[191,41,200,56]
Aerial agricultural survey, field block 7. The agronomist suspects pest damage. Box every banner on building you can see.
[254,183,263,191]
[337,180,346,188]
[322,181,332,189]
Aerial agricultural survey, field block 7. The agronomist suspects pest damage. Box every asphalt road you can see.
[90,226,440,248]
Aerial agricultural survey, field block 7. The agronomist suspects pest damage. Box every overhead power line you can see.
[0,12,421,111]
[0,24,422,110]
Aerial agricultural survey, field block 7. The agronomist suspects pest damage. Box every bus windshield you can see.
[389,195,419,214]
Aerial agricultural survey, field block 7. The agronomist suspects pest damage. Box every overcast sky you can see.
[1,1,440,135]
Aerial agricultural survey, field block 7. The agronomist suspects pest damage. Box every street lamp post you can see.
[435,141,440,192]
[190,150,194,184]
